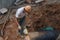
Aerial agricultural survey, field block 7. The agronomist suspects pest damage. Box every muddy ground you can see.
[25,3,60,40]
[2,3,60,40]
[26,3,60,31]
[0,2,60,40]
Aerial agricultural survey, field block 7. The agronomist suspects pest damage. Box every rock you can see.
[0,8,8,14]
[35,0,44,3]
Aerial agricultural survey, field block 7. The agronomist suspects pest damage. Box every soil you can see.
[0,1,60,40]
[27,3,60,31]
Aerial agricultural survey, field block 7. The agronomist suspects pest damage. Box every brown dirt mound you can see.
[27,4,60,31]
[0,9,22,40]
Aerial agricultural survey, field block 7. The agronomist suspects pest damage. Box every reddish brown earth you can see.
[27,4,60,31]
[0,3,60,40]
[0,9,21,40]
